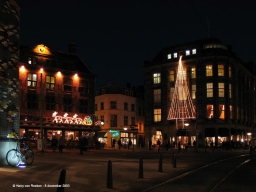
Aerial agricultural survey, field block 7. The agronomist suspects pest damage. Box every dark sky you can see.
[20,0,256,88]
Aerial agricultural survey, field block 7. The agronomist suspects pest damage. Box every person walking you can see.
[118,139,122,150]
[51,136,58,152]
[178,141,181,153]
[112,139,116,149]
[128,139,132,150]
[79,135,86,155]
[157,139,161,153]
[58,136,65,153]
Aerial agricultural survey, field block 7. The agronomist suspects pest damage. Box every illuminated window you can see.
[229,66,232,77]
[218,83,224,97]
[170,70,175,82]
[206,83,213,97]
[206,65,213,76]
[167,54,172,59]
[153,73,161,84]
[63,97,72,112]
[229,84,232,98]
[192,85,196,99]
[27,93,38,109]
[124,116,128,126]
[191,67,196,79]
[27,73,37,87]
[192,49,196,54]
[110,115,117,127]
[110,101,116,109]
[131,117,135,125]
[218,65,224,76]
[173,53,178,58]
[207,105,214,118]
[219,105,225,119]
[185,50,190,56]
[124,102,128,110]
[46,75,55,89]
[170,87,175,100]
[230,105,233,119]
[45,95,55,110]
[131,104,135,111]
[79,99,88,113]
[154,89,161,103]
[154,108,161,122]
[101,102,104,110]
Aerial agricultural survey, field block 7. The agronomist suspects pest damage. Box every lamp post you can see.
[40,69,44,152]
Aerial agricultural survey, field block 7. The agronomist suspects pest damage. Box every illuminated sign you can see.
[52,112,92,125]
[109,130,119,137]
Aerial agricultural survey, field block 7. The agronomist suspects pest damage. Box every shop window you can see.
[153,73,161,84]
[218,65,224,76]
[154,89,161,103]
[206,65,213,76]
[45,95,55,110]
[46,75,55,90]
[170,70,175,82]
[110,115,117,127]
[27,73,37,87]
[207,105,214,119]
[219,105,225,120]
[124,116,128,126]
[79,99,88,113]
[154,108,161,122]
[27,93,38,109]
[191,67,196,79]
[206,83,213,97]
[218,83,224,97]
[110,101,116,109]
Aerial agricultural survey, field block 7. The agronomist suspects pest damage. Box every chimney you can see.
[68,43,77,54]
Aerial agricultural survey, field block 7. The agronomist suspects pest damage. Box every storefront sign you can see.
[52,112,92,125]
[109,130,119,137]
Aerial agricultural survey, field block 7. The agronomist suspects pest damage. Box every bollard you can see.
[57,169,66,192]
[107,160,113,188]
[158,153,162,172]
[138,157,143,178]
[173,157,177,168]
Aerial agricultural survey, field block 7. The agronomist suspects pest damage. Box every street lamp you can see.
[184,123,189,149]
[123,127,127,148]
[39,68,44,152]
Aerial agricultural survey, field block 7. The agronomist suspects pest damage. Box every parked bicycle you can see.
[6,139,34,167]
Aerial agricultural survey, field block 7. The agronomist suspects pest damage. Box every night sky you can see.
[20,0,256,88]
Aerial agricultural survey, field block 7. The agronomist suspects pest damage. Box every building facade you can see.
[0,0,20,165]
[144,38,256,149]
[95,83,145,148]
[19,44,98,148]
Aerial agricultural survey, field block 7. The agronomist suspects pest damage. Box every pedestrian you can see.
[112,139,116,149]
[128,139,132,149]
[157,139,161,153]
[149,140,152,150]
[58,136,65,153]
[79,135,87,155]
[118,139,122,149]
[178,141,181,153]
[51,136,58,152]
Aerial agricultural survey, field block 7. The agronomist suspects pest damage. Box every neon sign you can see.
[52,112,92,125]
[109,130,119,137]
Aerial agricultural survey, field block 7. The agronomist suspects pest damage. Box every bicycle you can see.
[6,139,34,167]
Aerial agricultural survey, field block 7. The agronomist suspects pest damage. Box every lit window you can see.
[153,73,161,84]
[185,50,190,56]
[218,65,224,76]
[170,87,175,100]
[206,83,213,97]
[170,70,175,82]
[192,49,196,54]
[191,67,196,79]
[167,54,172,59]
[219,105,225,120]
[230,105,233,119]
[154,89,161,103]
[46,75,55,89]
[154,108,161,122]
[173,53,178,58]
[206,65,213,76]
[192,85,196,99]
[229,66,232,77]
[206,105,214,118]
[229,84,232,98]
[218,83,224,97]
[27,73,37,87]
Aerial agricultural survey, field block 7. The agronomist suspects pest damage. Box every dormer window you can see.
[185,50,190,56]
[173,53,178,58]
[167,54,172,59]
[192,49,196,54]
